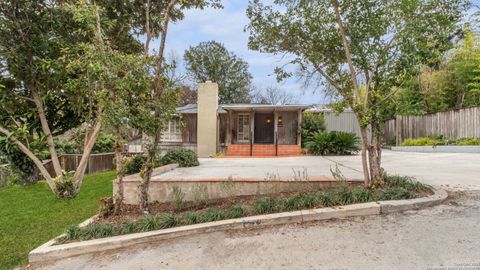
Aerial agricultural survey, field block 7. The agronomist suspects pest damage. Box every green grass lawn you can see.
[0,171,116,270]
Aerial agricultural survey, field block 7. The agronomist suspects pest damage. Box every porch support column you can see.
[297,109,302,146]
[274,110,278,156]
[226,110,231,146]
[250,110,255,156]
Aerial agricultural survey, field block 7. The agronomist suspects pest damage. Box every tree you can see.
[247,0,465,186]
[395,28,480,114]
[134,0,222,212]
[0,0,146,196]
[251,85,298,104]
[184,40,253,104]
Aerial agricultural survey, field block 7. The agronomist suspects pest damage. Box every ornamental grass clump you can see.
[59,174,432,243]
[254,198,277,214]
[225,204,246,219]
[315,191,336,207]
[199,208,223,222]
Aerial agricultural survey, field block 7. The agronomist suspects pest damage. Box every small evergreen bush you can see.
[124,155,147,175]
[305,131,359,155]
[54,170,77,199]
[400,137,445,146]
[160,149,199,167]
[301,112,326,146]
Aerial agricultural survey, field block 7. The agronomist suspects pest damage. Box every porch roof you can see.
[221,104,310,112]
[176,103,310,114]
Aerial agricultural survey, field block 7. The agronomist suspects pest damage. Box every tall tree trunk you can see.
[73,115,103,191]
[138,0,177,213]
[369,123,384,184]
[138,129,161,212]
[113,127,125,215]
[358,125,371,187]
[30,86,62,177]
[0,126,56,192]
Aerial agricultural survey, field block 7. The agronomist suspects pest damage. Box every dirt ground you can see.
[29,190,480,270]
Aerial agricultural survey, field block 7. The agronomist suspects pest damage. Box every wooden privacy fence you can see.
[384,106,480,145]
[43,152,115,177]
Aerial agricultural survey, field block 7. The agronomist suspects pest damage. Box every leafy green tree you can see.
[0,0,150,196]
[396,28,480,114]
[184,40,253,104]
[134,0,222,212]
[247,0,464,186]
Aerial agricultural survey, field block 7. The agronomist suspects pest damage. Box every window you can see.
[162,120,182,142]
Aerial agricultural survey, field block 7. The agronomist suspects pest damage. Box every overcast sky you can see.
[152,0,479,105]
[152,1,323,105]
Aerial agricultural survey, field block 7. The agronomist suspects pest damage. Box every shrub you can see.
[157,213,178,229]
[92,133,115,153]
[64,225,81,241]
[137,215,160,232]
[335,185,354,205]
[400,137,445,146]
[315,191,336,207]
[351,188,372,203]
[305,131,359,155]
[160,149,199,167]
[200,208,223,222]
[254,198,276,214]
[0,137,37,183]
[225,204,245,219]
[124,155,147,175]
[54,170,77,199]
[298,193,317,208]
[55,138,78,155]
[119,221,136,234]
[182,211,200,225]
[456,138,480,145]
[383,175,431,192]
[301,112,326,146]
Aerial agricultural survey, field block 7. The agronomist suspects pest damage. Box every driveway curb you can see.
[29,188,447,264]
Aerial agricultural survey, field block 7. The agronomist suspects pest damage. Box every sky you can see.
[153,0,480,105]
[157,0,323,105]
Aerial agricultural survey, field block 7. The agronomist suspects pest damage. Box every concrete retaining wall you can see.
[391,145,480,153]
[116,177,359,205]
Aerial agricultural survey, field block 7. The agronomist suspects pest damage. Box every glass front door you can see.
[237,114,250,143]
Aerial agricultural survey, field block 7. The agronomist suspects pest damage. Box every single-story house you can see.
[128,81,309,157]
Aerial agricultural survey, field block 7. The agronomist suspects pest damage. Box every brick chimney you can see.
[197,81,219,157]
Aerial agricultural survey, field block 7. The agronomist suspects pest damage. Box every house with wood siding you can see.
[128,81,309,157]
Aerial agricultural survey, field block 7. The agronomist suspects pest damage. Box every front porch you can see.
[222,104,307,157]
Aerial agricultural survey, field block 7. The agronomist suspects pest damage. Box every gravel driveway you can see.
[30,191,480,270]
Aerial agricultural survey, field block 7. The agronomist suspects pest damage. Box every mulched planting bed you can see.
[58,175,433,244]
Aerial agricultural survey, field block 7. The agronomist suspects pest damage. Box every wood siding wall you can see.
[384,106,480,145]
[181,114,197,143]
[219,114,227,144]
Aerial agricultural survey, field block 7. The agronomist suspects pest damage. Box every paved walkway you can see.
[31,191,480,270]
[154,150,480,190]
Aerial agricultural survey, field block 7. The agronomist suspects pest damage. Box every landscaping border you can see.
[391,145,480,153]
[29,188,447,264]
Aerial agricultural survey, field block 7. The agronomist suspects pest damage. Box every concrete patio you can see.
[153,150,480,190]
